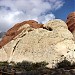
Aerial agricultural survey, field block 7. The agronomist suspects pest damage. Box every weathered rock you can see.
[0,19,75,68]
[0,20,43,48]
[66,12,75,41]
[0,47,8,61]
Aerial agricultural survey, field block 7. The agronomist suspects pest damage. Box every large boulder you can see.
[0,19,75,68]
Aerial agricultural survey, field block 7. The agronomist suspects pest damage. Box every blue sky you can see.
[0,0,74,31]
[53,0,75,21]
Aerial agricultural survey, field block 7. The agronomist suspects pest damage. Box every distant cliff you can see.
[66,12,75,41]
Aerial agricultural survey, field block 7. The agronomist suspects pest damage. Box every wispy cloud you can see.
[0,0,64,31]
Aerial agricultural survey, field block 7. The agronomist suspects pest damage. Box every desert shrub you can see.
[70,62,75,69]
[0,61,9,67]
[14,61,32,71]
[0,61,9,72]
[31,61,49,70]
[56,59,71,69]
[14,61,48,71]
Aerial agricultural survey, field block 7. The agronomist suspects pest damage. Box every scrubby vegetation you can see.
[56,59,72,69]
[56,59,75,70]
[14,61,48,71]
[0,59,75,75]
[0,61,8,67]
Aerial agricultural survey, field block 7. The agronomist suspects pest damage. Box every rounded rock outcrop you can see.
[0,19,75,68]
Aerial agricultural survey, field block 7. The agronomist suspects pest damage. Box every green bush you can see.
[56,59,71,69]
[0,61,9,67]
[31,61,48,70]
[14,61,32,71]
[70,62,75,69]
[14,61,48,71]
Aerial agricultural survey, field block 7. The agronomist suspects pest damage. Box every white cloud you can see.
[0,0,64,31]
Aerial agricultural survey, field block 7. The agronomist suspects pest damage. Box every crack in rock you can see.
[13,40,20,53]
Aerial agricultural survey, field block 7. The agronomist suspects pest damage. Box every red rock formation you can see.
[0,20,43,48]
[66,12,75,32]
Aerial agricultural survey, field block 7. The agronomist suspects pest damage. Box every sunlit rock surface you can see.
[0,19,75,68]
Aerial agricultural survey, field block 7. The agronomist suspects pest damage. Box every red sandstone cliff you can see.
[66,12,75,32]
[0,20,43,48]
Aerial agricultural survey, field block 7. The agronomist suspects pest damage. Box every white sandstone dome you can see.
[0,19,75,68]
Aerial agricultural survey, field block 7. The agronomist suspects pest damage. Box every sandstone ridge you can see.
[0,19,75,68]
[0,20,43,48]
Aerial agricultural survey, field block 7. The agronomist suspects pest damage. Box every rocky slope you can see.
[0,19,75,68]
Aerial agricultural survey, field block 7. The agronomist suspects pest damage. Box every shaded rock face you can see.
[0,19,75,68]
[66,12,75,32]
[0,20,43,48]
[66,12,75,41]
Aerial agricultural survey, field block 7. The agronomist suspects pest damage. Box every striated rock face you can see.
[66,12,75,41]
[0,20,43,48]
[0,19,75,68]
[66,12,75,32]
